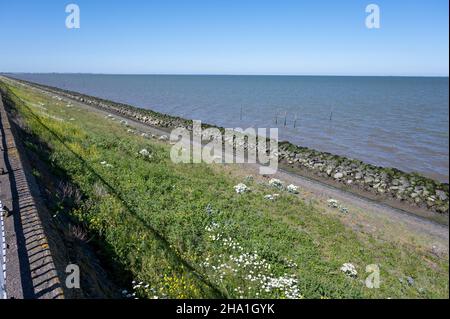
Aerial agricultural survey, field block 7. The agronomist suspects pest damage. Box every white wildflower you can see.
[234,183,249,194]
[264,194,279,201]
[139,148,151,157]
[287,184,299,194]
[340,263,357,277]
[327,198,339,208]
[327,199,349,213]
[269,178,284,189]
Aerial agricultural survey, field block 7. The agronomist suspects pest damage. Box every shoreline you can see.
[2,75,448,217]
[5,74,448,181]
[2,76,449,299]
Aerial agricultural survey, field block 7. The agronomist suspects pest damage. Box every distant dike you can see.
[4,76,449,218]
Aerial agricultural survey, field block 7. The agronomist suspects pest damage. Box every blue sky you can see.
[0,0,448,76]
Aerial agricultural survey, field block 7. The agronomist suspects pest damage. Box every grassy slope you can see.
[1,79,448,299]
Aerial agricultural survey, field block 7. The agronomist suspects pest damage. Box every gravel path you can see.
[275,167,449,243]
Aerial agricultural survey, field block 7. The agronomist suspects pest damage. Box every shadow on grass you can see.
[2,85,226,298]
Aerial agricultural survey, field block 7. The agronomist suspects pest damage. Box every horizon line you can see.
[2,72,449,78]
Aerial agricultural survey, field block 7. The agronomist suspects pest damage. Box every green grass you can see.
[1,79,448,299]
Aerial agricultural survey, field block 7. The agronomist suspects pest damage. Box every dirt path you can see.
[5,76,449,257]
[266,165,448,245]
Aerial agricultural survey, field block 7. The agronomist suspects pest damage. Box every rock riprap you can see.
[278,142,448,214]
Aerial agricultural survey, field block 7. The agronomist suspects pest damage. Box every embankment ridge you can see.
[4,76,449,216]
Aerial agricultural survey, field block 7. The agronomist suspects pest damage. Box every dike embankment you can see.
[4,76,449,217]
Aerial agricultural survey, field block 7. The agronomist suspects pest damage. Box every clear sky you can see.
[0,0,448,76]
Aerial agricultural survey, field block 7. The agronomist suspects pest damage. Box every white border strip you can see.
[0,200,7,299]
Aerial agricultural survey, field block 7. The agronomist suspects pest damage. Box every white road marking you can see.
[0,200,6,299]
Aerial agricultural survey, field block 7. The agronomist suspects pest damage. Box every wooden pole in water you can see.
[275,108,279,124]
[284,111,287,126]
[294,113,297,128]
[329,110,333,121]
